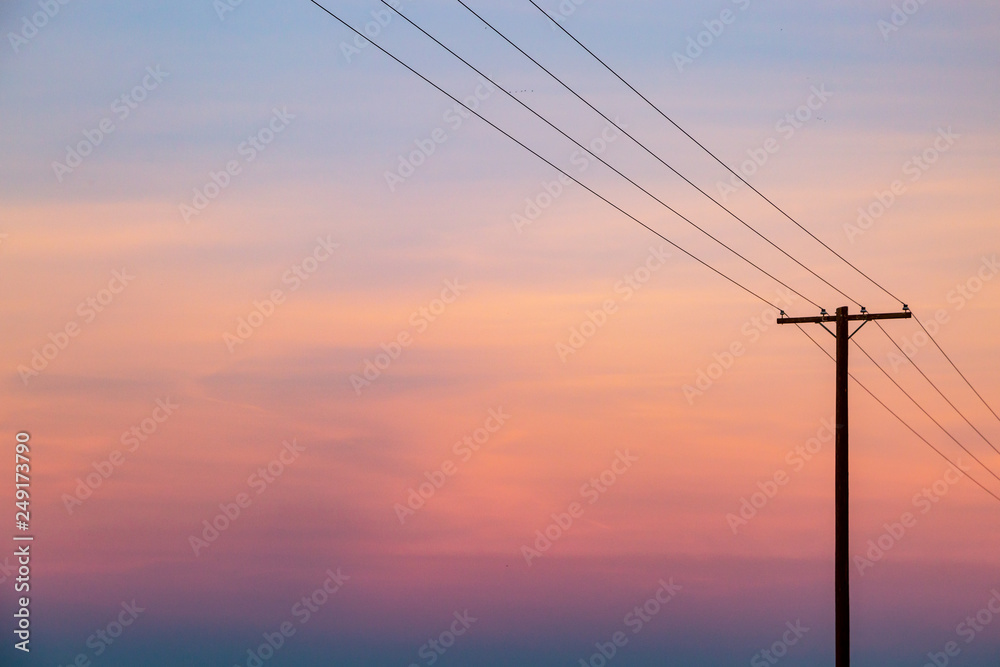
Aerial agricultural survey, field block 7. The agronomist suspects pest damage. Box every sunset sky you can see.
[2,0,999,665]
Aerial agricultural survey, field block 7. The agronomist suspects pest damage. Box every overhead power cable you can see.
[307,0,779,309]
[874,319,1000,457]
[850,337,1000,484]
[794,325,1000,504]
[913,312,1000,426]
[441,0,854,310]
[380,0,823,310]
[312,0,1000,506]
[525,0,1000,483]
[528,0,906,308]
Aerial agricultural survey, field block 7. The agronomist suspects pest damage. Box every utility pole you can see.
[777,305,912,667]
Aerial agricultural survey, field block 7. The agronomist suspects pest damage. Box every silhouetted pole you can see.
[835,306,849,666]
[778,305,912,667]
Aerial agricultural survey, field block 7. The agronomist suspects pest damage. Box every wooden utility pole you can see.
[777,305,912,667]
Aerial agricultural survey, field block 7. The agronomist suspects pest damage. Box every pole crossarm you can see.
[777,311,912,325]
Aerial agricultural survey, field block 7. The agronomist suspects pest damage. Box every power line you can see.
[508,2,998,467]
[527,0,1000,491]
[379,1,823,310]
[443,0,855,310]
[380,0,823,310]
[528,0,906,308]
[306,0,778,309]
[913,311,1000,426]
[794,324,1000,504]
[320,0,997,509]
[850,336,1000,485]
[874,319,1000,457]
